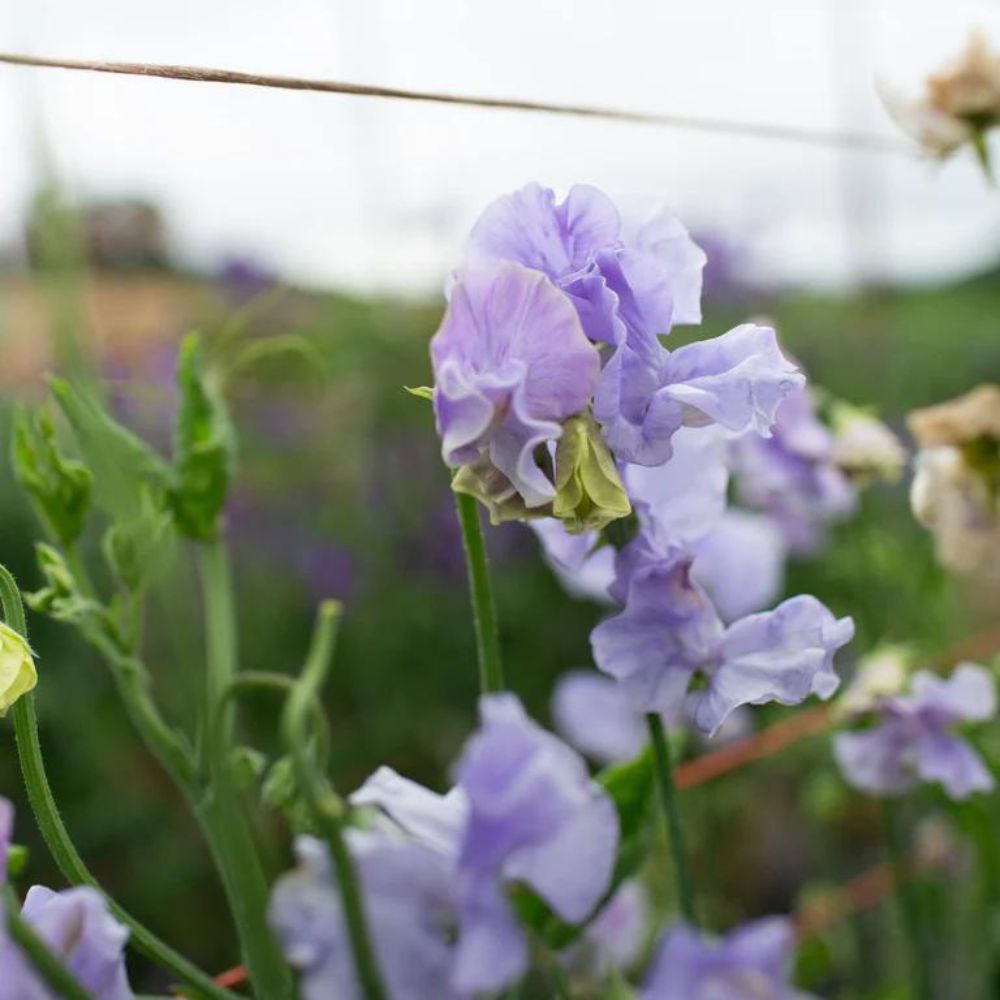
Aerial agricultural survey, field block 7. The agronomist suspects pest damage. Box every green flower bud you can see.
[552,414,631,534]
[0,623,37,715]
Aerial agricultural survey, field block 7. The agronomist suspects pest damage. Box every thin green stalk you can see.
[646,714,697,925]
[197,540,292,1000]
[3,885,94,1000]
[284,601,387,1000]
[883,800,931,1000]
[454,492,505,693]
[0,565,240,1000]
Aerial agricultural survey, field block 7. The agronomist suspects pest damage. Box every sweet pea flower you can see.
[0,623,37,716]
[591,539,853,735]
[834,663,996,800]
[642,917,814,1000]
[431,261,601,508]
[0,799,133,1000]
[731,385,856,554]
[453,694,619,994]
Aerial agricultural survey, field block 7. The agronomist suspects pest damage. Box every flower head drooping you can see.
[453,694,619,995]
[0,799,133,1000]
[591,534,853,735]
[642,917,814,1000]
[0,624,37,716]
[908,384,1000,583]
[432,261,601,509]
[880,31,1000,170]
[834,663,997,800]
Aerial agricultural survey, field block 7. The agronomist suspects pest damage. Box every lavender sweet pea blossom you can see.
[834,663,996,800]
[431,261,600,507]
[643,917,814,1000]
[453,694,619,994]
[0,799,133,1000]
[591,539,853,734]
[561,880,650,980]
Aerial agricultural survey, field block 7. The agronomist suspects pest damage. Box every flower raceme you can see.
[430,183,804,526]
[269,694,619,999]
[0,799,134,1000]
[834,663,997,800]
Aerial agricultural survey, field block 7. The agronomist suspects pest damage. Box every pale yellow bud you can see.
[0,623,37,715]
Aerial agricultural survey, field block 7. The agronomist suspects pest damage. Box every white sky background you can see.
[2,0,1000,295]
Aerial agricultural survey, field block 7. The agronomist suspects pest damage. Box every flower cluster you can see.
[269,694,619,998]
[0,799,134,999]
[430,183,804,529]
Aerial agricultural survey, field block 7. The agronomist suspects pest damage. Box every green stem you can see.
[883,800,931,1000]
[0,565,240,1000]
[284,601,387,1000]
[196,541,292,1000]
[454,492,505,693]
[646,714,697,925]
[3,885,95,1000]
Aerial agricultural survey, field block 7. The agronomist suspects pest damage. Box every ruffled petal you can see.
[552,670,647,764]
[914,730,995,799]
[833,724,915,797]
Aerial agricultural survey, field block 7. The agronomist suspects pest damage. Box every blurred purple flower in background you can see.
[432,261,600,507]
[561,879,650,980]
[731,385,856,554]
[834,663,997,800]
[0,800,133,1000]
[642,917,813,999]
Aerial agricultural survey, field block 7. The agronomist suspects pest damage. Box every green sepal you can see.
[262,755,317,834]
[511,747,655,950]
[404,385,434,401]
[230,745,268,791]
[452,462,547,526]
[169,334,235,540]
[11,405,92,547]
[552,414,631,534]
[49,377,171,521]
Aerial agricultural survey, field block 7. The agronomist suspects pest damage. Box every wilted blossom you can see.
[270,695,619,998]
[642,917,813,1000]
[731,384,856,554]
[0,799,133,1000]
[460,182,803,471]
[908,384,1000,583]
[829,402,906,483]
[880,30,1000,164]
[834,663,996,800]
[833,645,911,720]
[432,261,601,509]
[591,537,853,735]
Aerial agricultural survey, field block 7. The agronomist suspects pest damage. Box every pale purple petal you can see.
[0,797,11,884]
[552,670,646,764]
[906,663,997,725]
[465,183,621,278]
[562,880,650,977]
[530,521,615,603]
[690,596,853,735]
[914,731,994,799]
[632,209,706,325]
[20,886,132,1000]
[833,723,917,796]
[691,509,787,622]
[431,262,600,506]
[660,324,804,437]
[350,766,467,856]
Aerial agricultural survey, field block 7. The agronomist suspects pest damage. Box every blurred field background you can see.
[1,2,1000,995]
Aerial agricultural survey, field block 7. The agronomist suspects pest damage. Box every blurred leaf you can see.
[102,491,175,594]
[223,333,329,388]
[49,377,171,521]
[5,845,28,881]
[169,334,235,540]
[10,405,92,546]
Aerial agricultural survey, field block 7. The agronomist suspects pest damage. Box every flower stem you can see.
[882,800,931,1000]
[0,564,241,1000]
[196,541,292,1000]
[646,714,697,925]
[284,601,387,1000]
[2,885,94,1000]
[454,492,505,693]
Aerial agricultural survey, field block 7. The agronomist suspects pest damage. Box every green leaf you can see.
[102,491,174,594]
[169,334,235,540]
[404,385,434,401]
[10,405,92,546]
[49,377,171,521]
[512,748,656,950]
